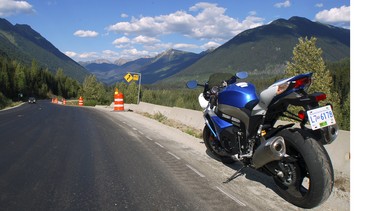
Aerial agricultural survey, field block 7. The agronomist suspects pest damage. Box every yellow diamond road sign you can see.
[133,74,139,81]
[124,73,133,82]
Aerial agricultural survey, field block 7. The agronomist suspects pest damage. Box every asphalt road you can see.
[0,101,237,210]
[0,101,350,211]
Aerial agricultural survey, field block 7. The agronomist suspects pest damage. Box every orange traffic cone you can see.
[114,89,124,111]
[78,96,84,106]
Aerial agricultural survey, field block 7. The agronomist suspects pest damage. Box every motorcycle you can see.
[186,72,339,209]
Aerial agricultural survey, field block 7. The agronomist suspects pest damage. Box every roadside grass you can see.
[334,175,350,192]
[0,101,23,110]
[139,111,203,139]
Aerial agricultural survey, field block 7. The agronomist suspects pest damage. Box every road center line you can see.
[216,186,246,207]
[118,124,125,128]
[146,136,153,141]
[186,164,205,178]
[154,142,165,148]
[167,151,181,160]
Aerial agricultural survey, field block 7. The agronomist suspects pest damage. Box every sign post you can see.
[123,72,142,104]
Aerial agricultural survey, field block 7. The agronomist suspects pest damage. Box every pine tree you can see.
[285,37,343,128]
[14,63,26,94]
[124,82,139,104]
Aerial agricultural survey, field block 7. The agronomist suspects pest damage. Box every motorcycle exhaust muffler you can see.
[252,136,286,169]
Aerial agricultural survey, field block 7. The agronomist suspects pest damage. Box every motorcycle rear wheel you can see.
[270,129,334,209]
[203,126,235,164]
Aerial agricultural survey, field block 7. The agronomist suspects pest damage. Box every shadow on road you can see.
[204,149,280,196]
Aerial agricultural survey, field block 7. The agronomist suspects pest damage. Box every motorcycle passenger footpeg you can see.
[223,166,246,183]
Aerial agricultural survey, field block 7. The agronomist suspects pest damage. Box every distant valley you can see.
[0,16,349,85]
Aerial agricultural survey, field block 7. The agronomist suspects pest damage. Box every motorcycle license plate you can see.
[307,105,336,130]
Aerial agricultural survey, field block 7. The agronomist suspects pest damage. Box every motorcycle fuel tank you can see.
[218,82,258,108]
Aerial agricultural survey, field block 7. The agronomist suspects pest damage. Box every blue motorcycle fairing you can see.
[218,82,258,108]
[205,110,233,141]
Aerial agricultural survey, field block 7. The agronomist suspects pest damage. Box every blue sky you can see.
[1,0,350,62]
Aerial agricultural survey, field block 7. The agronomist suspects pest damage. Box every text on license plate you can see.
[307,105,336,130]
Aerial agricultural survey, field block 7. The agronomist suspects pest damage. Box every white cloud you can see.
[112,36,131,45]
[78,52,99,59]
[119,48,155,60]
[107,2,264,41]
[201,41,221,50]
[274,0,291,8]
[112,35,160,49]
[143,43,174,51]
[65,51,100,61]
[120,13,128,18]
[65,51,77,57]
[173,43,199,50]
[100,50,120,61]
[132,35,160,44]
[73,30,99,38]
[315,5,350,24]
[108,16,165,37]
[315,3,323,8]
[66,50,120,62]
[0,0,34,16]
[102,50,119,57]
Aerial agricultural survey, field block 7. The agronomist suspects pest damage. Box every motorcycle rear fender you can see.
[273,92,325,107]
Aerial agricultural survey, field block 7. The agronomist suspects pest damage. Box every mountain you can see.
[83,49,205,85]
[81,16,349,86]
[79,59,112,66]
[163,16,350,84]
[81,57,151,85]
[0,18,89,82]
[137,49,205,84]
[113,58,129,66]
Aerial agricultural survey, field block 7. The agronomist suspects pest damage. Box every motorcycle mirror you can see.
[186,80,198,89]
[236,72,248,79]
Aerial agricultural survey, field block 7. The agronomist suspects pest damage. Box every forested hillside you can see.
[0,56,81,108]
[0,18,89,82]
[163,17,349,85]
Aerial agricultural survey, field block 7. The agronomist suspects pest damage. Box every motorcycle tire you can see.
[272,129,334,209]
[203,126,235,164]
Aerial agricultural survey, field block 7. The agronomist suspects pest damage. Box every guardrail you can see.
[123,102,350,177]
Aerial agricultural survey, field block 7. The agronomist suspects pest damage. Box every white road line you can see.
[216,187,246,207]
[167,151,181,160]
[132,127,137,131]
[146,136,153,141]
[138,131,144,135]
[154,142,165,148]
[186,164,205,178]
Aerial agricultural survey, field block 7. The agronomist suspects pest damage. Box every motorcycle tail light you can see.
[298,110,306,120]
[276,82,290,95]
[315,93,327,102]
[294,77,311,89]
